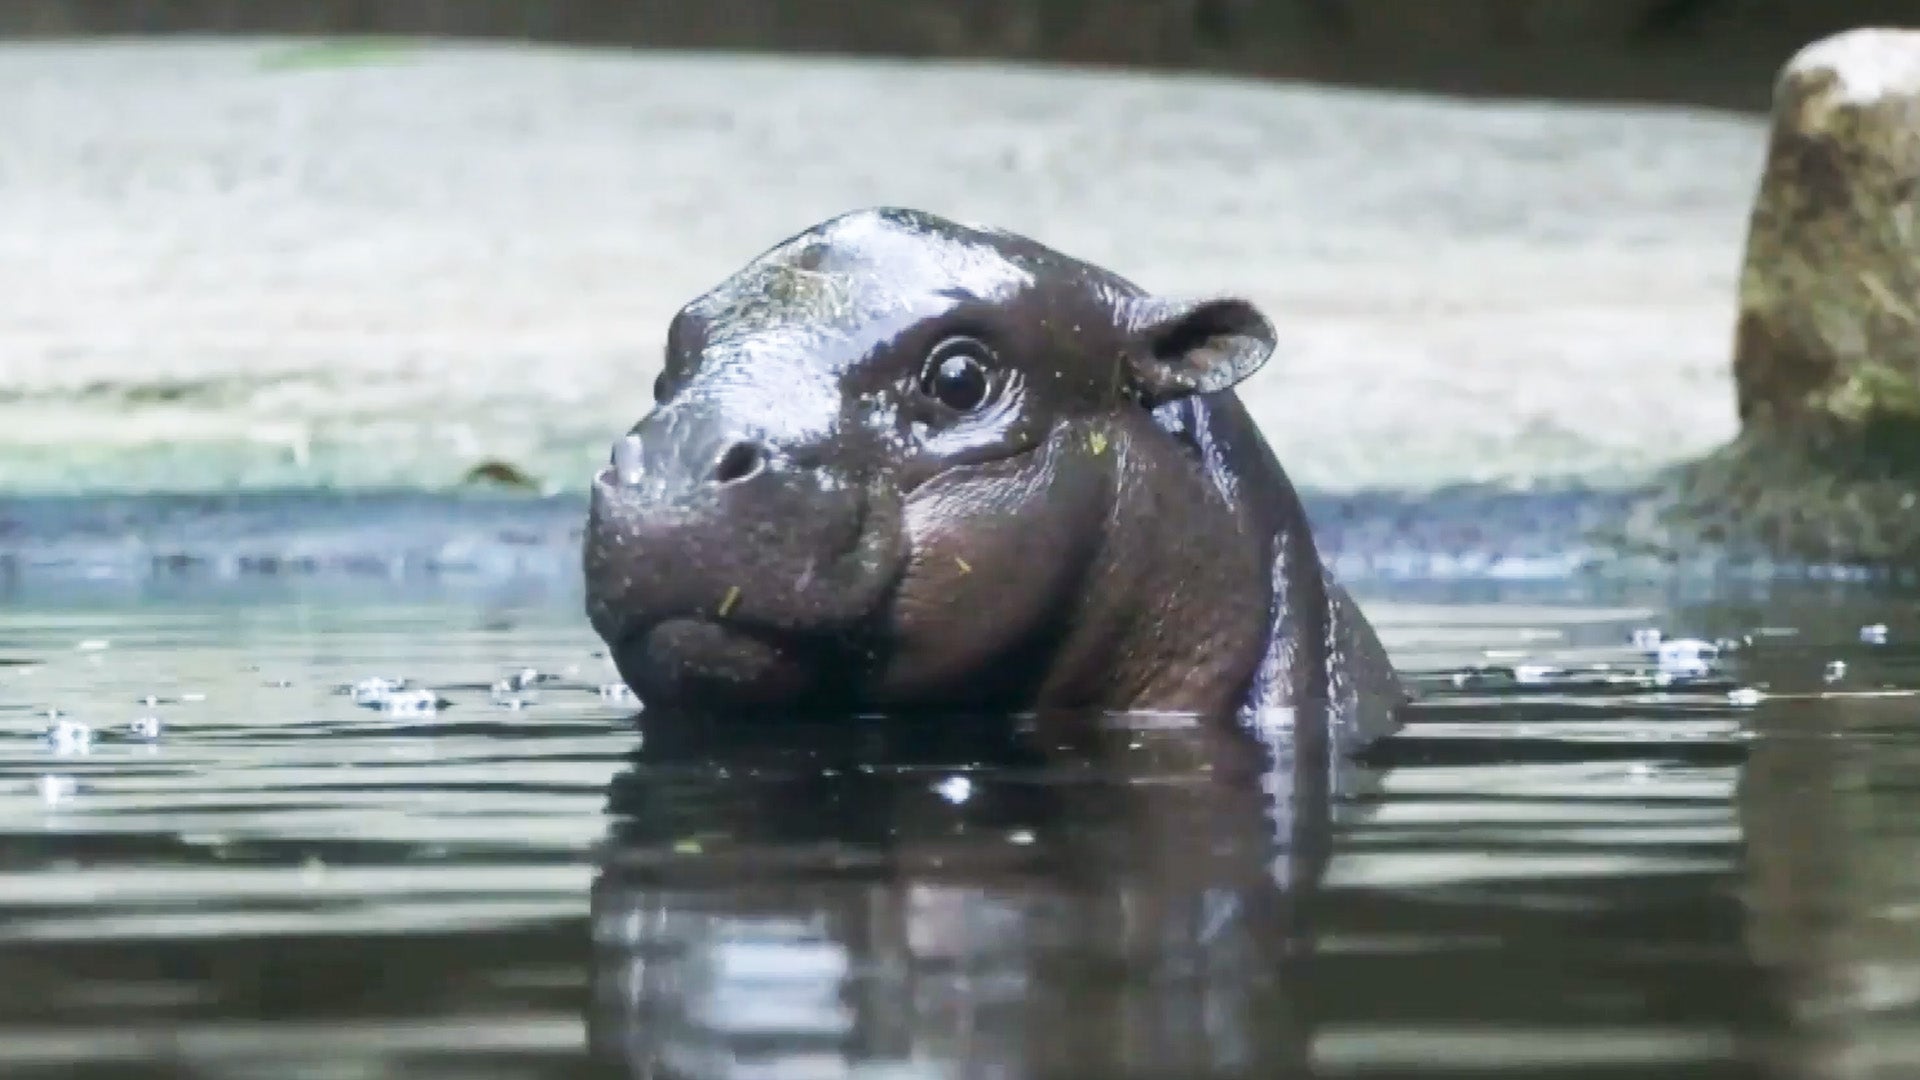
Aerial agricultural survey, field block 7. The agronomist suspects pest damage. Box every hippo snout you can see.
[583,411,907,709]
[604,411,774,503]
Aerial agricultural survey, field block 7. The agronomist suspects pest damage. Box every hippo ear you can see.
[1120,296,1277,407]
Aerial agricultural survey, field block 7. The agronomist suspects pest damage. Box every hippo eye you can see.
[919,337,993,413]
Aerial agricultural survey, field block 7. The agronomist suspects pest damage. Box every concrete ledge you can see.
[0,39,1766,497]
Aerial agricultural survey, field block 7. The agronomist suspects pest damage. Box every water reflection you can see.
[1727,601,1920,1080]
[4,584,1909,1078]
[588,705,1367,1079]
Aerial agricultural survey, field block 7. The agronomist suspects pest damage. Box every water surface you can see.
[1,575,1916,1078]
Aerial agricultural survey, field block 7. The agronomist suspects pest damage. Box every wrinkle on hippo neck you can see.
[1033,410,1270,715]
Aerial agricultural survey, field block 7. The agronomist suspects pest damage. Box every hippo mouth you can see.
[583,465,907,710]
[606,616,840,710]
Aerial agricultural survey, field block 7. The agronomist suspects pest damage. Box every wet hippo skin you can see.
[583,207,1405,750]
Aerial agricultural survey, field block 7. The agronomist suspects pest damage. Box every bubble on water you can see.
[348,677,407,706]
[1656,639,1717,678]
[74,639,109,652]
[128,715,163,740]
[502,667,549,691]
[379,689,447,717]
[490,674,543,705]
[933,776,972,805]
[45,718,93,753]
[1658,638,1718,665]
[1008,829,1036,846]
[1727,687,1764,707]
[1825,660,1847,683]
[599,682,637,706]
[37,775,76,805]
[1513,663,1558,684]
[1447,665,1511,689]
[1630,627,1663,651]
[1862,624,1889,645]
[181,693,206,703]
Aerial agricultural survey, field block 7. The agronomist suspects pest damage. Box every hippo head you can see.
[583,207,1277,713]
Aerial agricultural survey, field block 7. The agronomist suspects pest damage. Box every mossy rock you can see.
[1732,28,1920,432]
[1631,28,1920,571]
[1616,415,1920,567]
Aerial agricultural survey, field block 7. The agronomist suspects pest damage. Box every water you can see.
[5,566,1920,1077]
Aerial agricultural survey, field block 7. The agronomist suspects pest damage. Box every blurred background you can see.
[6,0,1916,107]
[0,1,1908,501]
[6,11,1920,1080]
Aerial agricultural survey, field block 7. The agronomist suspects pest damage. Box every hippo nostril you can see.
[712,441,769,486]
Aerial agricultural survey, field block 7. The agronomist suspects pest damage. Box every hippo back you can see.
[1153,390,1407,754]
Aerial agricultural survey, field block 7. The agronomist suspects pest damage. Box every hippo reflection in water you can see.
[582,207,1405,749]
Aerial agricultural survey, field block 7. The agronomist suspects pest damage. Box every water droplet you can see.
[45,718,93,754]
[1008,829,1036,846]
[599,682,637,706]
[1727,687,1763,706]
[933,776,972,805]
[75,639,109,652]
[1658,638,1717,665]
[349,676,406,706]
[1513,663,1557,684]
[1825,660,1847,683]
[1630,627,1663,651]
[37,775,76,804]
[1657,639,1716,677]
[1862,624,1889,645]
[379,689,445,717]
[128,715,163,740]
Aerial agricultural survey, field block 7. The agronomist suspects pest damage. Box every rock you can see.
[461,459,541,492]
[1733,27,1920,432]
[1625,28,1920,567]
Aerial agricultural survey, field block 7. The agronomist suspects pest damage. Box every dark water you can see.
[4,559,1920,1078]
